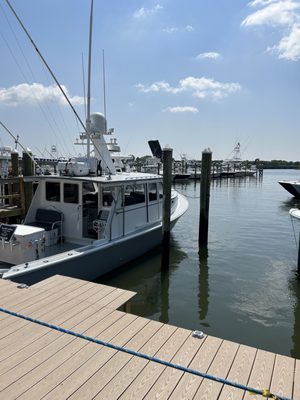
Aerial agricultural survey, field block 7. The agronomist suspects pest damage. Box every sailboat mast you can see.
[86,0,94,160]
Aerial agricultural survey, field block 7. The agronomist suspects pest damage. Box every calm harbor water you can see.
[100,169,300,358]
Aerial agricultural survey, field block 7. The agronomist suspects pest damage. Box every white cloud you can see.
[0,83,84,107]
[242,0,300,27]
[164,106,199,113]
[136,76,241,99]
[133,4,163,19]
[136,81,182,94]
[196,52,221,60]
[242,0,300,61]
[162,25,194,34]
[249,0,283,7]
[269,23,300,59]
[163,27,178,34]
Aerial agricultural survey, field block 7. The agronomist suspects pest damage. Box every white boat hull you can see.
[3,219,175,285]
[2,193,188,285]
[279,180,300,198]
[289,208,300,220]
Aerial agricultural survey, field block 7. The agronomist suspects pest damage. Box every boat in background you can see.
[0,146,15,178]
[221,142,256,178]
[279,180,300,198]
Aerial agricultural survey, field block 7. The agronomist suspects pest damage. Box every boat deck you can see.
[0,275,298,399]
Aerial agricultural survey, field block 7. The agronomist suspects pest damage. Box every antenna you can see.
[86,0,94,160]
[102,49,107,134]
[82,52,87,122]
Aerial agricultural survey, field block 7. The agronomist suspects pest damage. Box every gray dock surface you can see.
[0,275,298,399]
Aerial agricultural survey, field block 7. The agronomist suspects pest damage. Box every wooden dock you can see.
[0,177,25,220]
[0,275,298,399]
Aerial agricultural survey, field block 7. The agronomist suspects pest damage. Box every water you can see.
[100,169,300,358]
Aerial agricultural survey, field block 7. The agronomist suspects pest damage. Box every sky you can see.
[0,0,299,161]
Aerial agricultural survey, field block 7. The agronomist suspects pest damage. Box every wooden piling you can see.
[11,151,19,177]
[298,231,300,277]
[161,147,173,268]
[199,149,212,247]
[22,151,34,213]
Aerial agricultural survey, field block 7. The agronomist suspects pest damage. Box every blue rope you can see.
[0,306,291,400]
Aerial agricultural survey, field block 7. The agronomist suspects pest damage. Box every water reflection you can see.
[198,246,210,327]
[100,237,188,322]
[159,268,170,323]
[279,197,300,212]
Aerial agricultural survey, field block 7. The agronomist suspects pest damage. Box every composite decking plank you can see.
[85,285,136,306]
[88,287,134,309]
[0,305,115,374]
[40,313,141,400]
[0,294,100,351]
[270,354,295,399]
[243,349,276,400]
[30,274,83,290]
[90,320,164,400]
[107,291,137,310]
[168,335,222,400]
[48,279,109,301]
[0,277,89,315]
[0,311,131,398]
[20,317,155,400]
[74,284,117,303]
[293,359,300,399]
[129,330,204,400]
[30,274,87,293]
[0,290,88,338]
[0,286,49,320]
[29,274,66,288]
[193,340,239,400]
[117,326,188,400]
[67,316,152,399]
[0,328,70,393]
[0,280,32,302]
[218,344,257,400]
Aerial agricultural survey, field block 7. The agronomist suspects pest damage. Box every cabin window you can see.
[63,183,79,204]
[102,188,114,207]
[124,183,145,206]
[159,182,163,199]
[83,182,96,194]
[148,183,157,201]
[45,182,60,202]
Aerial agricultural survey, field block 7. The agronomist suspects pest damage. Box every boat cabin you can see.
[24,174,164,245]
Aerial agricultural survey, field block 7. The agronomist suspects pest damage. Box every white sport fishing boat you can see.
[0,112,188,285]
[0,1,188,285]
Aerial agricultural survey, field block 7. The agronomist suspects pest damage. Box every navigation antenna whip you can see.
[102,49,107,135]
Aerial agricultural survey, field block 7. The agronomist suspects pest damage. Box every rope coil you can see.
[0,307,292,400]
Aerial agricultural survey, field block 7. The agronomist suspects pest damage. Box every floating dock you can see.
[0,275,298,399]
